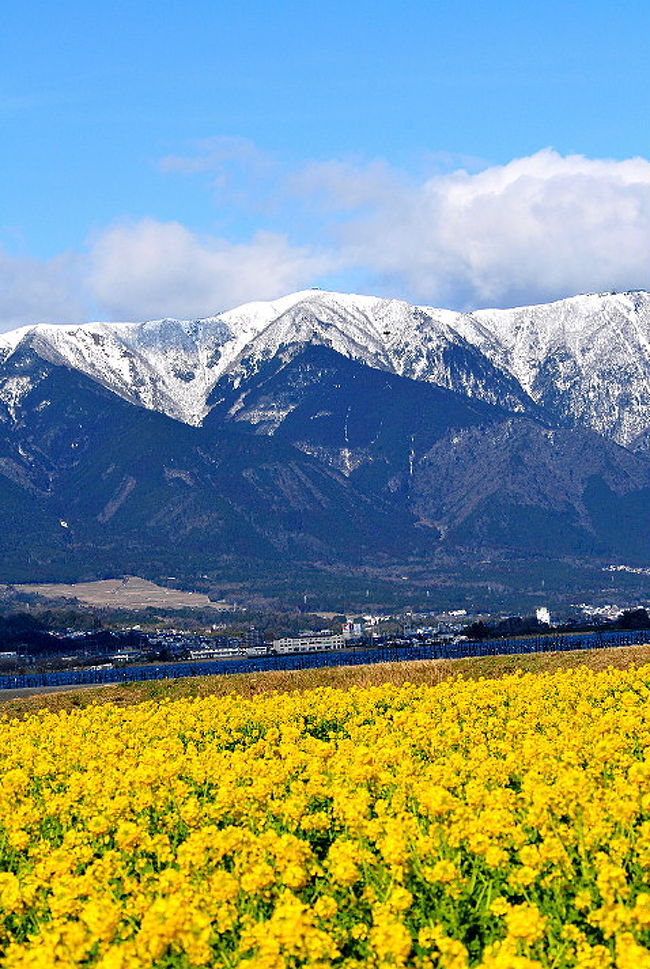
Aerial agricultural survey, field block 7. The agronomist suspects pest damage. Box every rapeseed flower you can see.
[1,666,650,965]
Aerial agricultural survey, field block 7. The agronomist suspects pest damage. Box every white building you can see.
[272,634,345,654]
[342,621,363,640]
[536,606,551,626]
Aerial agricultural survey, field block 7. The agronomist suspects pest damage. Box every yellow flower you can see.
[505,902,547,943]
[490,897,510,917]
[2,663,650,967]
[326,840,362,886]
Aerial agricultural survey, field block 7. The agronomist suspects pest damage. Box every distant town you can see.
[2,598,650,677]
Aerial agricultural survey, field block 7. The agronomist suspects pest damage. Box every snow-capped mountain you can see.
[220,292,534,416]
[453,291,650,446]
[0,289,534,425]
[0,316,230,425]
[4,287,650,588]
[2,288,650,446]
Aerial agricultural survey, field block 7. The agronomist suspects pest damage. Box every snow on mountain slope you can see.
[452,291,650,445]
[0,318,230,424]
[2,288,650,444]
[216,291,533,419]
[0,290,534,425]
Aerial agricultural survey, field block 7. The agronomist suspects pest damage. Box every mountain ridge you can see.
[3,288,650,600]
[2,287,649,445]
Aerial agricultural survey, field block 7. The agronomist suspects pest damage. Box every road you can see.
[0,683,98,701]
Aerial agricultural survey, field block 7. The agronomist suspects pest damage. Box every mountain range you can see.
[2,288,650,607]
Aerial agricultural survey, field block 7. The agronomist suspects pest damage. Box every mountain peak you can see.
[2,288,650,442]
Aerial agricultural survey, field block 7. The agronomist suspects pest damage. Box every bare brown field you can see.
[4,575,231,611]
[2,642,650,719]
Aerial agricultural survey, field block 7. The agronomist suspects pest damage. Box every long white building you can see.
[272,634,345,654]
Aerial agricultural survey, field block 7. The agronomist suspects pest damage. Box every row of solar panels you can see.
[0,628,647,692]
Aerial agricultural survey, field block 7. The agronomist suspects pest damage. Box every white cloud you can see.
[289,158,404,211]
[159,136,266,176]
[85,219,332,320]
[0,248,84,330]
[307,149,650,308]
[2,148,650,331]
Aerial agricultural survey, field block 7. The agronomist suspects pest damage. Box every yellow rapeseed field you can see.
[1,665,650,968]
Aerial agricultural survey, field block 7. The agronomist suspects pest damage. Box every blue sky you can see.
[2,0,650,326]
